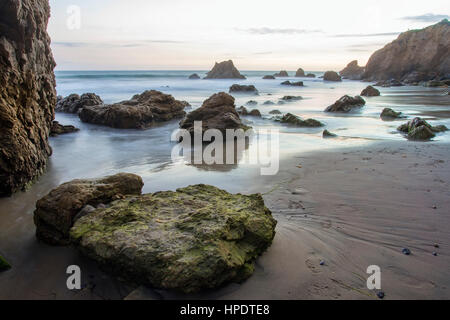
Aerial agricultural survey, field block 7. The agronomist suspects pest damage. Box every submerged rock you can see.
[361,86,380,97]
[188,73,200,80]
[180,92,250,136]
[275,113,324,127]
[0,0,57,196]
[323,130,337,138]
[70,184,277,293]
[380,108,402,119]
[295,68,306,77]
[325,95,366,112]
[56,93,103,113]
[229,84,258,94]
[306,73,316,78]
[248,109,262,117]
[246,100,258,106]
[281,81,304,87]
[263,75,276,79]
[274,70,289,77]
[34,173,144,245]
[340,60,365,80]
[269,110,282,115]
[79,90,186,129]
[323,71,342,82]
[0,255,11,272]
[363,20,450,82]
[50,121,80,137]
[263,101,275,105]
[281,96,302,102]
[204,60,246,79]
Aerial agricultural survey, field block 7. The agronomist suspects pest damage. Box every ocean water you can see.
[49,70,450,193]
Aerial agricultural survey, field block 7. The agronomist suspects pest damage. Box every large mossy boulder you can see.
[79,90,186,129]
[34,173,144,245]
[324,95,365,113]
[397,117,448,140]
[70,184,277,293]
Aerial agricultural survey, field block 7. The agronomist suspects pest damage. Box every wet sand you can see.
[1,141,449,299]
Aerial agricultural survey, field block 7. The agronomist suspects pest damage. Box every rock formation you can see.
[281,81,304,86]
[325,95,366,112]
[397,117,448,140]
[274,71,289,77]
[246,100,258,106]
[323,130,337,138]
[295,68,306,77]
[274,113,323,127]
[180,92,251,136]
[363,20,450,82]
[55,93,103,113]
[374,79,404,87]
[34,173,144,245]
[361,85,380,97]
[70,184,276,293]
[263,75,276,79]
[188,73,200,79]
[281,96,302,102]
[0,0,57,196]
[229,84,258,94]
[269,110,282,115]
[237,106,261,117]
[79,90,186,129]
[306,73,316,78]
[204,60,246,79]
[340,60,365,80]
[380,108,403,120]
[50,121,80,137]
[323,71,342,81]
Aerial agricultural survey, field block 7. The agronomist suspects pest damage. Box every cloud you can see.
[52,40,184,48]
[238,27,322,35]
[400,13,449,22]
[345,43,386,52]
[331,32,400,38]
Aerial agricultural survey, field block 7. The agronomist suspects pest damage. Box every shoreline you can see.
[1,140,449,299]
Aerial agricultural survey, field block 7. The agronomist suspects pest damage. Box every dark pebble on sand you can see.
[402,248,411,255]
[377,291,385,299]
[432,205,437,209]
[432,252,438,256]
[320,260,325,266]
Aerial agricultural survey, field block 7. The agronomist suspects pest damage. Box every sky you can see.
[48,0,450,71]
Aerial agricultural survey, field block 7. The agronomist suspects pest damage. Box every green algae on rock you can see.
[70,184,277,293]
[0,255,11,272]
[397,117,448,140]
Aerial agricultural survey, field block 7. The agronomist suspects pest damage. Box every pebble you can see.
[432,205,437,209]
[432,252,438,256]
[434,243,440,248]
[402,248,411,255]
[377,291,385,299]
[319,260,325,266]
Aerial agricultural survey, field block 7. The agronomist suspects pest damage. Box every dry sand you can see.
[1,141,449,300]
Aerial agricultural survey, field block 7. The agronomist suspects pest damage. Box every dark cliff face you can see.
[0,0,56,196]
[363,19,450,82]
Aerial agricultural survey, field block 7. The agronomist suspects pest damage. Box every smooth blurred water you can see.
[50,70,450,193]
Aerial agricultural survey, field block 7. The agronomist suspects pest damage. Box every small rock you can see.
[432,252,438,256]
[432,205,437,209]
[319,260,325,266]
[263,75,276,80]
[402,248,411,255]
[188,73,200,80]
[377,291,385,299]
[323,130,337,138]
[434,243,440,248]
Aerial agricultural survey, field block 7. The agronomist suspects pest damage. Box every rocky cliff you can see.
[363,19,450,82]
[0,0,56,196]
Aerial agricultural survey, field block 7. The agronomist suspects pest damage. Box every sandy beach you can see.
[1,140,449,300]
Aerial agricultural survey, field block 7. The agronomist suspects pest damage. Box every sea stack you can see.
[323,71,342,81]
[340,60,365,80]
[363,19,450,82]
[204,60,246,79]
[0,0,57,196]
[295,68,306,77]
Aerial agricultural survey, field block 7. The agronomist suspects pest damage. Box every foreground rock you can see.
[361,85,380,97]
[50,121,80,137]
[295,68,306,77]
[204,60,246,79]
[274,71,289,77]
[275,113,324,127]
[229,84,258,94]
[34,173,144,245]
[380,108,403,119]
[180,92,250,136]
[56,93,103,113]
[263,75,276,79]
[0,255,11,272]
[363,20,450,82]
[0,0,57,196]
[397,117,448,140]
[340,60,365,80]
[281,81,304,86]
[79,90,186,129]
[325,95,365,113]
[70,184,277,293]
[323,130,337,138]
[323,71,342,82]
[188,73,200,80]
